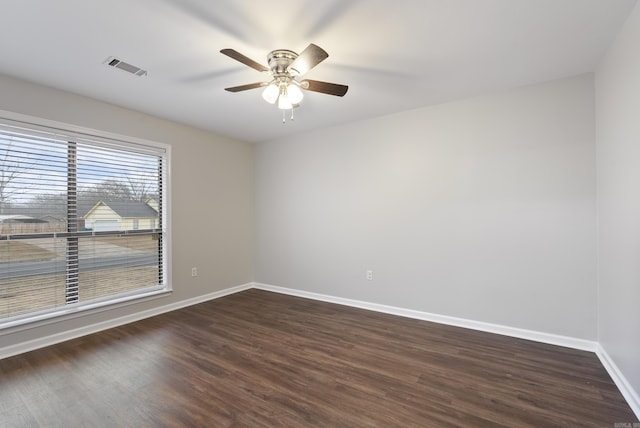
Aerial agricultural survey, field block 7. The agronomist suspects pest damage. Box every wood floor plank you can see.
[0,289,637,427]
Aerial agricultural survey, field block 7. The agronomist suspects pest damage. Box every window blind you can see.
[0,118,167,324]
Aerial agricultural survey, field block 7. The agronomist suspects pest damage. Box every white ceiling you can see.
[0,0,636,143]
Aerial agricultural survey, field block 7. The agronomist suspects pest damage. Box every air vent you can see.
[104,56,147,77]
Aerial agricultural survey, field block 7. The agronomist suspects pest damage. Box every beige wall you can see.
[596,0,640,411]
[0,73,254,349]
[255,74,597,340]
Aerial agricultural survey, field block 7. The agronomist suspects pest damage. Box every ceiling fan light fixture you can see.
[262,82,279,104]
[278,86,293,110]
[287,83,304,104]
[221,44,347,120]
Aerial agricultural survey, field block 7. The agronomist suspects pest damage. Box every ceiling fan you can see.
[221,43,348,121]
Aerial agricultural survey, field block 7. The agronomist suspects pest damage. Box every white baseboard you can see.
[0,283,253,360]
[0,281,597,358]
[597,344,640,419]
[253,283,597,351]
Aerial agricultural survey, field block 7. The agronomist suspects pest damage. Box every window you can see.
[0,116,169,327]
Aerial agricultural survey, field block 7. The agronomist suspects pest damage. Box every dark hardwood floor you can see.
[0,289,636,427]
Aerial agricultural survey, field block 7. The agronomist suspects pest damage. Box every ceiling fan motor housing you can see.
[268,50,298,79]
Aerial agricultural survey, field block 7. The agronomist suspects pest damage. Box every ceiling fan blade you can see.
[220,49,269,72]
[287,44,328,76]
[224,82,268,92]
[301,79,348,97]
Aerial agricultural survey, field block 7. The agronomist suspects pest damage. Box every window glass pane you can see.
[0,129,68,225]
[78,234,160,302]
[1,129,70,319]
[0,237,67,318]
[77,142,160,233]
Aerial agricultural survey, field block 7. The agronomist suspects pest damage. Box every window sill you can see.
[0,288,172,336]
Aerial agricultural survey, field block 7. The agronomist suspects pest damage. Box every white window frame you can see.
[0,110,172,332]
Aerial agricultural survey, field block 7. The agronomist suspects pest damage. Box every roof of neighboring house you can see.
[80,200,158,219]
[0,215,48,223]
[1,200,158,221]
[1,206,66,220]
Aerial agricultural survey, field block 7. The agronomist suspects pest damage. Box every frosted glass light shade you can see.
[278,93,293,110]
[262,83,279,104]
[287,84,304,104]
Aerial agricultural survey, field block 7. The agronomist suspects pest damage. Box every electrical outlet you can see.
[191,267,198,277]
[366,270,373,281]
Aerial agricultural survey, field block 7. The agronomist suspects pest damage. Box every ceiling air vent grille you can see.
[104,56,147,77]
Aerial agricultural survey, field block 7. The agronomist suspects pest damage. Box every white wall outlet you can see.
[366,270,373,281]
[191,267,198,277]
